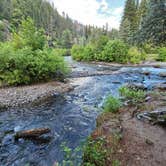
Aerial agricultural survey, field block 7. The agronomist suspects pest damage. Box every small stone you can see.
[145,138,154,146]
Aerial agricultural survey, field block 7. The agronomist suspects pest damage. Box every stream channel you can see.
[0,56,166,166]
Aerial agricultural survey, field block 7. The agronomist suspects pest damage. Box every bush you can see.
[71,44,84,61]
[83,137,107,166]
[127,47,146,64]
[0,44,67,85]
[54,48,70,56]
[12,17,46,50]
[119,86,146,104]
[100,40,128,63]
[103,95,121,113]
[157,47,166,62]
[0,18,68,86]
[142,43,158,54]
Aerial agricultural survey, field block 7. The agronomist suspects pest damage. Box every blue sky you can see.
[49,0,125,29]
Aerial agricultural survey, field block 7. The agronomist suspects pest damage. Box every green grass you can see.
[103,96,122,113]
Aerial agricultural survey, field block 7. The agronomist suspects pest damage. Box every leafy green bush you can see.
[103,95,121,113]
[83,137,107,166]
[103,40,129,63]
[142,43,158,54]
[71,44,84,61]
[119,86,146,104]
[127,47,146,64]
[12,17,46,50]
[0,44,67,85]
[0,18,68,86]
[157,47,166,62]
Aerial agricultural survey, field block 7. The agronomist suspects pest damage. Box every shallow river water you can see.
[0,57,166,166]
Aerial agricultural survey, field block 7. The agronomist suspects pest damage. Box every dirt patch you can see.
[0,81,73,109]
[85,91,166,166]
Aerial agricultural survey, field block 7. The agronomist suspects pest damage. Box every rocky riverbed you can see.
[0,81,73,109]
[0,57,166,166]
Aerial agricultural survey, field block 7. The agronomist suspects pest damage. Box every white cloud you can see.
[48,0,123,29]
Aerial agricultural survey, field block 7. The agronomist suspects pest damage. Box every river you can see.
[0,57,166,166]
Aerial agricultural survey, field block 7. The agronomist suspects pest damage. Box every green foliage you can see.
[119,0,138,44]
[119,86,146,104]
[103,96,121,113]
[137,0,165,45]
[61,29,73,49]
[0,18,67,86]
[0,44,67,85]
[142,43,158,54]
[103,40,129,63]
[12,17,46,50]
[83,137,107,166]
[157,47,166,62]
[72,39,146,64]
[54,48,70,57]
[60,143,82,166]
[71,45,85,61]
[127,47,146,64]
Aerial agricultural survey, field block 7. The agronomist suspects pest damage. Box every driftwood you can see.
[14,127,51,140]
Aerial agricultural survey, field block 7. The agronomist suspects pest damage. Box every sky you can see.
[48,0,125,29]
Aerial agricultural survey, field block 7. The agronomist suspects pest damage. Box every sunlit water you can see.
[0,57,166,166]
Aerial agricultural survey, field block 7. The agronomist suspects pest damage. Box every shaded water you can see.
[0,57,166,166]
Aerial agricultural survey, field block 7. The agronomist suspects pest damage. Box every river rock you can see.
[154,83,166,90]
[159,72,166,77]
[125,83,147,90]
[142,70,150,75]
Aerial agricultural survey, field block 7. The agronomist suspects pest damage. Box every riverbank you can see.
[83,90,166,166]
[89,61,166,68]
[0,81,73,109]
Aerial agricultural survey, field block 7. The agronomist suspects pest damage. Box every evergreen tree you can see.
[120,0,138,44]
[137,0,166,45]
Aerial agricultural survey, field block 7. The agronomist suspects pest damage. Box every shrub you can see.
[83,137,107,166]
[119,86,146,104]
[142,43,158,54]
[157,47,166,62]
[0,44,68,85]
[71,44,84,61]
[101,40,129,63]
[127,47,146,64]
[54,48,70,56]
[82,45,95,61]
[12,17,46,50]
[0,18,68,86]
[103,95,121,113]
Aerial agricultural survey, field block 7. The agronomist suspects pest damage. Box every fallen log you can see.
[14,127,51,140]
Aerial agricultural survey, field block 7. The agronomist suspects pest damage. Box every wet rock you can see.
[125,83,147,90]
[154,83,166,90]
[142,70,150,75]
[159,72,166,77]
[112,81,121,84]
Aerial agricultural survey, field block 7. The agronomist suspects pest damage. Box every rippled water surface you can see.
[0,57,166,166]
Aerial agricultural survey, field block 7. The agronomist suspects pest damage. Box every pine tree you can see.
[119,0,138,44]
[137,0,166,45]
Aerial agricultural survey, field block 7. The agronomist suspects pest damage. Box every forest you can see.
[0,0,166,166]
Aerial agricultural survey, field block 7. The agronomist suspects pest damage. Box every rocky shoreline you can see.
[0,81,73,109]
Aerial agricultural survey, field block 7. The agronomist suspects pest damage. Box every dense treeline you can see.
[120,0,166,46]
[0,0,118,48]
[72,0,166,63]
